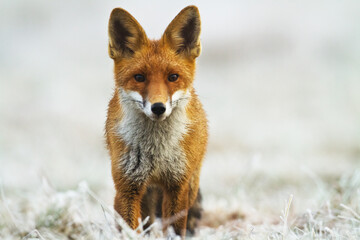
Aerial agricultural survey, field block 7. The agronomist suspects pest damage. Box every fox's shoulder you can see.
[187,89,208,127]
[181,89,208,166]
[107,90,122,122]
[105,90,123,145]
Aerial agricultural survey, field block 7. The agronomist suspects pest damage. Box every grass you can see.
[1,169,360,239]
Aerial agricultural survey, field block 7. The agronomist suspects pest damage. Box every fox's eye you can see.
[168,74,179,82]
[134,74,145,82]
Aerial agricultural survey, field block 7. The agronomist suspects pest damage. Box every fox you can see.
[105,5,208,237]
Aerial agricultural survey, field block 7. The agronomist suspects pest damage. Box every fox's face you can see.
[108,6,201,121]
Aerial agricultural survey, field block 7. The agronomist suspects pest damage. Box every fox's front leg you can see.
[162,184,189,236]
[114,182,145,230]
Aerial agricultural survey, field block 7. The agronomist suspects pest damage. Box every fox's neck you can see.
[116,93,189,181]
[115,93,189,182]
[117,94,189,147]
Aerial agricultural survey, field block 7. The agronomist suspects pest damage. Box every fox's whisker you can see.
[172,97,189,106]
[121,99,143,104]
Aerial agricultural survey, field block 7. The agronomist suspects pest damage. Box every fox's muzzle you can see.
[151,102,166,116]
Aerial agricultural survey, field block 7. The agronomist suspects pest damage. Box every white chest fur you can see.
[116,100,189,184]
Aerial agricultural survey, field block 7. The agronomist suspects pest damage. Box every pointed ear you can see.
[162,6,201,59]
[108,8,148,59]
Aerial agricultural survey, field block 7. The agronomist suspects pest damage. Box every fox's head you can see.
[108,6,201,121]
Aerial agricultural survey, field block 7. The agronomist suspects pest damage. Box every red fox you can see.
[105,5,208,236]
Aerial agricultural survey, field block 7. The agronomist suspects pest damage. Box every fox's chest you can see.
[117,108,188,183]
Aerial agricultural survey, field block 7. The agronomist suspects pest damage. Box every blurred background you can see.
[1,0,360,226]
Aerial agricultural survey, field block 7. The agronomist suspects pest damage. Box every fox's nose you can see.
[151,102,166,116]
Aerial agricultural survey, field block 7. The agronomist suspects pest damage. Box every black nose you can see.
[151,102,166,116]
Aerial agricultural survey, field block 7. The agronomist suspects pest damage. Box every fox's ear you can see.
[108,8,148,59]
[162,6,201,59]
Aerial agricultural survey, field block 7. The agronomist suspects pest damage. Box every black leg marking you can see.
[186,188,203,236]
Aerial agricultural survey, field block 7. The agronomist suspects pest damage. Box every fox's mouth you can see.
[144,104,171,121]
[148,114,167,121]
[128,98,170,121]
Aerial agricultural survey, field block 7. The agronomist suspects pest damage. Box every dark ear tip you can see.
[109,8,131,20]
[181,5,200,17]
[110,8,123,16]
[183,5,199,11]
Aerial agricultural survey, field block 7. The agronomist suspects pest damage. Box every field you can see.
[1,0,360,239]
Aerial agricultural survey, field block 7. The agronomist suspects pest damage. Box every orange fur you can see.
[105,6,207,237]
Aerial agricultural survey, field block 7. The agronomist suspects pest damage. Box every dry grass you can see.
[1,170,360,239]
